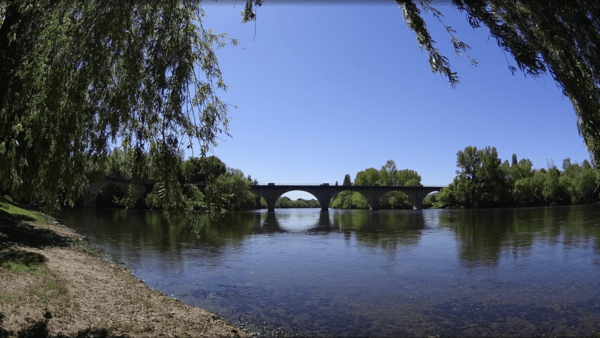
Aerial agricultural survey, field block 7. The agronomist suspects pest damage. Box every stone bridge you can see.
[83,174,152,207]
[250,184,443,212]
[84,176,442,211]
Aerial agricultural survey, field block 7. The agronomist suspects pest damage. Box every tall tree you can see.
[354,168,381,186]
[442,146,508,207]
[342,174,352,186]
[543,166,570,205]
[380,160,398,186]
[456,146,480,182]
[476,146,509,206]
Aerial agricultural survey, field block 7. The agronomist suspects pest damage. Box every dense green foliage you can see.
[144,156,262,214]
[330,190,370,210]
[200,167,259,213]
[330,160,422,210]
[89,149,261,214]
[437,146,599,208]
[0,1,236,213]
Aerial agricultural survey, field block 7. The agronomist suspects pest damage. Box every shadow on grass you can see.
[0,311,129,338]
[0,208,37,223]
[0,250,46,274]
[0,217,71,251]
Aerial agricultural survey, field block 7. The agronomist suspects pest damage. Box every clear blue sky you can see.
[194,2,590,200]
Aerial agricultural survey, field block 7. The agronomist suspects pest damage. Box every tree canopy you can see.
[438,146,598,208]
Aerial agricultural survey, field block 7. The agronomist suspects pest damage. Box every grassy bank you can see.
[0,197,250,337]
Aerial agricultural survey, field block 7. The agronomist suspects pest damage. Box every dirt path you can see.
[0,215,251,337]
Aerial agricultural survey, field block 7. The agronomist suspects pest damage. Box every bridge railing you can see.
[258,183,329,186]
[253,183,445,188]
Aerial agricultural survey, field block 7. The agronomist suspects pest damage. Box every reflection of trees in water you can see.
[143,211,198,252]
[439,209,513,266]
[65,206,600,270]
[439,205,600,266]
[189,212,263,247]
[62,209,262,269]
[61,209,187,272]
[332,210,424,251]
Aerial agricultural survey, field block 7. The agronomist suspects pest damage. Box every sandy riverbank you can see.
[0,200,251,337]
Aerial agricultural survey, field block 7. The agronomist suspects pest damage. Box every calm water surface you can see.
[58,205,600,337]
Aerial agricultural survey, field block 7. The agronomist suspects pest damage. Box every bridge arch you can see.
[84,177,147,207]
[421,191,441,208]
[379,190,413,209]
[330,190,370,209]
[252,187,333,212]
[95,182,128,208]
[276,190,321,209]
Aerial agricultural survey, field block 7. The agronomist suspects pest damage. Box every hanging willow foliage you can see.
[243,0,600,164]
[0,1,236,212]
[396,0,600,165]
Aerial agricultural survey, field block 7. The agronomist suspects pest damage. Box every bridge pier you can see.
[265,196,278,212]
[410,190,430,210]
[83,192,98,208]
[314,192,333,212]
[358,190,381,211]
[367,196,380,211]
[317,202,329,211]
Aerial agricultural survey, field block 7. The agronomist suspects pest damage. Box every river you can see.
[58,205,600,337]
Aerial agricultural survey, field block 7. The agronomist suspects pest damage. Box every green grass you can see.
[0,294,11,303]
[30,289,50,303]
[0,196,47,224]
[46,279,62,290]
[0,250,47,274]
[1,260,47,274]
